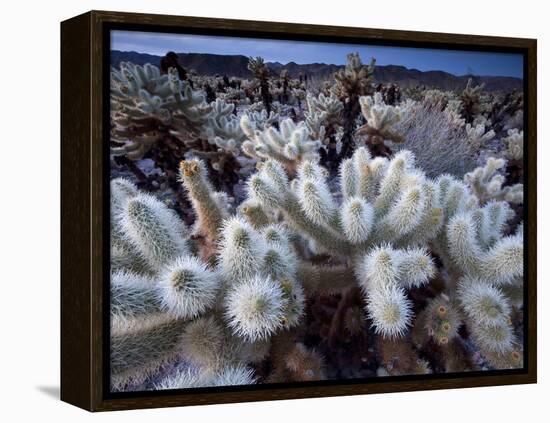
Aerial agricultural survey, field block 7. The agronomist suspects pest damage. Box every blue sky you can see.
[111,30,523,78]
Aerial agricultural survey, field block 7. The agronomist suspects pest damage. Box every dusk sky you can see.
[111,30,523,78]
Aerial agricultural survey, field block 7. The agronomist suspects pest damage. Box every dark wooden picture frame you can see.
[61,10,537,412]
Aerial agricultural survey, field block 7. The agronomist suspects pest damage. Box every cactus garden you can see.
[108,32,525,392]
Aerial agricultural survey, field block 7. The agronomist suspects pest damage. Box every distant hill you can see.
[110,50,523,92]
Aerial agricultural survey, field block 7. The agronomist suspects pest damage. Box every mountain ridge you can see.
[110,50,523,92]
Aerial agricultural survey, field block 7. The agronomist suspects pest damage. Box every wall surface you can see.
[1,0,546,420]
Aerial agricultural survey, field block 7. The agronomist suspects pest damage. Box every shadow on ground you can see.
[36,386,59,399]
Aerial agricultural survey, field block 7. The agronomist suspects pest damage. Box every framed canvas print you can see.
[60,10,537,411]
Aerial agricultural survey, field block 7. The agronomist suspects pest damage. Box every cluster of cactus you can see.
[110,62,211,159]
[436,200,524,369]
[110,164,307,391]
[111,142,524,390]
[464,157,523,205]
[355,92,404,156]
[487,90,524,132]
[110,59,316,201]
[240,116,322,174]
[110,62,247,204]
[465,122,496,150]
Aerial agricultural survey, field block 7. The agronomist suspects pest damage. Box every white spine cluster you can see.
[118,193,190,271]
[443,203,523,359]
[247,149,444,258]
[443,99,466,129]
[217,217,304,338]
[304,93,343,143]
[224,275,285,341]
[218,217,267,282]
[110,178,151,274]
[110,270,160,319]
[209,364,257,386]
[333,52,376,98]
[241,109,279,134]
[158,255,220,319]
[465,122,495,149]
[357,245,435,338]
[503,128,524,161]
[154,364,256,390]
[241,117,322,170]
[464,157,523,204]
[447,209,523,285]
[358,92,402,138]
[458,277,516,355]
[202,98,245,155]
[341,197,374,244]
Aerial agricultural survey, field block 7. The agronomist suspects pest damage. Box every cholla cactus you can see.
[422,89,454,111]
[179,159,230,259]
[241,117,322,173]
[110,178,152,274]
[502,128,524,184]
[246,146,522,366]
[292,88,307,108]
[155,362,257,390]
[225,275,286,341]
[202,98,245,156]
[117,192,190,271]
[457,277,520,365]
[248,56,269,80]
[423,173,524,369]
[446,207,523,286]
[444,99,466,129]
[110,168,309,391]
[111,62,247,210]
[110,145,525,390]
[356,92,404,156]
[504,129,524,161]
[248,149,444,258]
[268,341,326,382]
[465,122,495,150]
[334,53,376,160]
[357,245,435,338]
[111,62,211,159]
[420,294,461,346]
[110,81,525,389]
[109,53,525,385]
[110,271,161,319]
[248,56,272,114]
[334,53,376,100]
[377,83,402,106]
[305,93,344,168]
[305,93,344,140]
[436,203,523,366]
[158,255,220,319]
[242,109,279,133]
[460,78,485,124]
[247,149,446,340]
[464,157,523,204]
